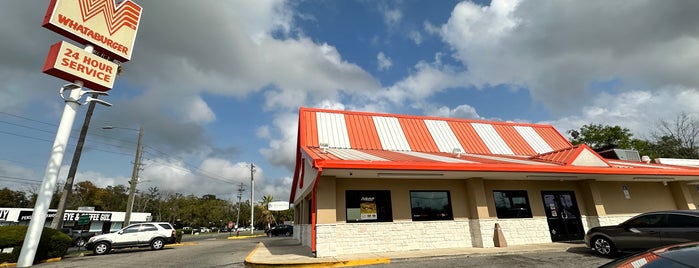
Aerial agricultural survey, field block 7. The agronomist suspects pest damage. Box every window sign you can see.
[345,190,392,223]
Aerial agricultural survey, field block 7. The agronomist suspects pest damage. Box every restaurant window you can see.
[345,190,392,222]
[493,190,533,218]
[410,191,453,221]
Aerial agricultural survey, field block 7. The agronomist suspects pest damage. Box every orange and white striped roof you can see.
[300,107,570,155]
[294,107,699,176]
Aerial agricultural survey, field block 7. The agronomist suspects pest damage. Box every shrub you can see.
[0,226,71,264]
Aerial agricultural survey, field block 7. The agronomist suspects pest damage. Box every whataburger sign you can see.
[42,0,142,92]
[43,0,143,62]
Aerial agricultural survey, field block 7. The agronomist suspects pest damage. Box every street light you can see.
[102,125,143,226]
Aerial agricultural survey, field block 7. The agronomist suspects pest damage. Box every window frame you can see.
[409,190,454,221]
[493,190,533,219]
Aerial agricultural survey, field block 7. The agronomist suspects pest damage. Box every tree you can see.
[567,124,634,150]
[259,195,275,230]
[653,113,699,158]
[0,188,30,207]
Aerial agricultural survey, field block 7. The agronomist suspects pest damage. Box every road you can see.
[36,234,259,268]
[37,235,617,268]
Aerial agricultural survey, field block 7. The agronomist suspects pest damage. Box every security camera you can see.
[85,96,113,107]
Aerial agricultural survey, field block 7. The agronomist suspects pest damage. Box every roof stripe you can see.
[345,113,382,150]
[493,125,535,155]
[399,151,476,163]
[449,121,491,154]
[471,123,514,155]
[466,153,556,165]
[316,112,351,148]
[515,126,553,154]
[373,116,411,151]
[328,148,388,161]
[534,127,570,151]
[425,120,465,153]
[399,118,439,152]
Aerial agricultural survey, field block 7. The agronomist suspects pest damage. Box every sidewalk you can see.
[244,238,587,267]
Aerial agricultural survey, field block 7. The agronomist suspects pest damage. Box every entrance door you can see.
[541,191,584,241]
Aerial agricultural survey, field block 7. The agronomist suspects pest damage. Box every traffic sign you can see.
[78,214,90,225]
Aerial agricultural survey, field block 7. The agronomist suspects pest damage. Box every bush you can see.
[0,226,72,264]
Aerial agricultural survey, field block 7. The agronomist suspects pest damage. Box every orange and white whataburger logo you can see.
[43,0,143,62]
[43,41,120,92]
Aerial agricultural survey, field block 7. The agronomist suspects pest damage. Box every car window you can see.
[626,214,665,228]
[122,225,140,234]
[667,214,699,228]
[140,224,157,232]
[158,223,173,230]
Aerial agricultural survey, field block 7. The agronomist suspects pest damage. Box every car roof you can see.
[640,210,699,216]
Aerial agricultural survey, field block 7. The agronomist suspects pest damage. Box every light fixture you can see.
[377,172,444,178]
[319,142,329,153]
[632,177,674,181]
[452,148,462,158]
[526,175,578,179]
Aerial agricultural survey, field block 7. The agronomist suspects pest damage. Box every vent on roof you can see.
[597,149,641,162]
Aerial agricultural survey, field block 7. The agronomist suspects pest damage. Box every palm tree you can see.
[260,195,275,230]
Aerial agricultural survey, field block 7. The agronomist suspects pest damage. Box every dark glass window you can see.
[141,224,157,232]
[626,214,665,228]
[493,190,533,218]
[410,191,453,221]
[122,225,140,233]
[345,190,392,223]
[667,214,699,227]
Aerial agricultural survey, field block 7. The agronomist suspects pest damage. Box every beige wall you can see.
[596,181,676,214]
[483,180,586,218]
[332,177,470,223]
[690,185,699,208]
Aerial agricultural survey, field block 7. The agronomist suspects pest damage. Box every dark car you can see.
[585,210,699,256]
[600,241,699,268]
[266,224,293,236]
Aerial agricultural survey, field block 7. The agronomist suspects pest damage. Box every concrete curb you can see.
[166,241,199,247]
[243,242,391,268]
[228,234,267,240]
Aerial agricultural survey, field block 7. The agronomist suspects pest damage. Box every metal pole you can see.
[17,82,83,267]
[50,93,100,230]
[235,183,244,231]
[124,126,143,226]
[250,163,254,235]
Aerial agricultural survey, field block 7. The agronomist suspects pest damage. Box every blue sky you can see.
[2,0,699,204]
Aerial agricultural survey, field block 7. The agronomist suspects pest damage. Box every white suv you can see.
[85,222,176,255]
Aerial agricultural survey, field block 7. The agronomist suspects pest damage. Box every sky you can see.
[2,0,699,205]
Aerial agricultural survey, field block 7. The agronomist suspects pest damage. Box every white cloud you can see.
[408,30,423,45]
[377,52,393,71]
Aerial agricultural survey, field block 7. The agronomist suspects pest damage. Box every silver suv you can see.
[85,222,176,255]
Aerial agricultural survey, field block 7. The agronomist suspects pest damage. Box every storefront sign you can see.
[18,211,111,222]
[43,41,119,92]
[42,0,143,62]
[268,201,290,211]
[0,210,9,221]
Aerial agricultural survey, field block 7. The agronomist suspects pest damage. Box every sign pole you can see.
[17,81,84,267]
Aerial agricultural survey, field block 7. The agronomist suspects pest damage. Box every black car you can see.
[266,224,293,236]
[585,210,699,256]
[600,241,699,268]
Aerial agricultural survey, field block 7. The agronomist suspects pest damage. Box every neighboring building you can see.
[0,207,151,234]
[290,107,699,257]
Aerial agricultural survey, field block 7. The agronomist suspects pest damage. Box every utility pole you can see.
[124,126,143,226]
[235,183,244,231]
[250,163,255,234]
[51,93,100,230]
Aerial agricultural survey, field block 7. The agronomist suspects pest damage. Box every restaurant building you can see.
[289,107,699,257]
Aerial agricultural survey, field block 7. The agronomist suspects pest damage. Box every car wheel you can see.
[151,237,165,250]
[75,238,86,247]
[592,236,616,256]
[93,241,110,255]
[284,231,291,236]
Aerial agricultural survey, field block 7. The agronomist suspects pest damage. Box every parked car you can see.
[600,241,699,268]
[60,228,97,247]
[585,210,699,256]
[85,222,176,255]
[266,224,293,236]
